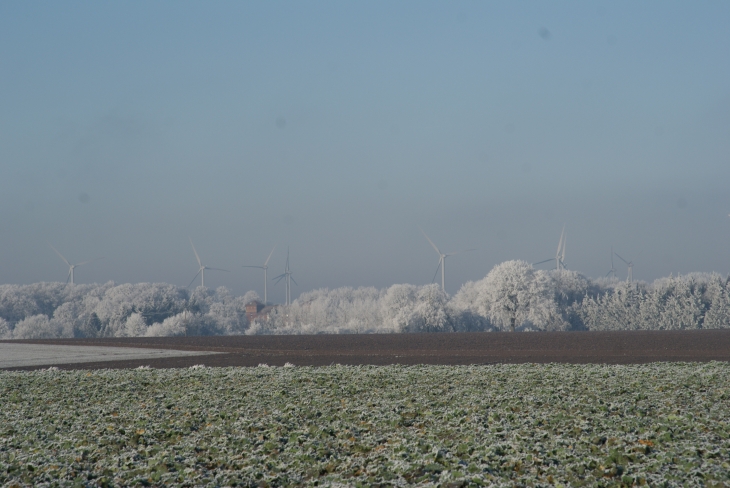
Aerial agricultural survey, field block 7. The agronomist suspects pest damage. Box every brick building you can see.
[245,300,275,323]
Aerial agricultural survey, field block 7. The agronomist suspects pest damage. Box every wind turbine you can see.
[273,247,297,306]
[49,244,102,284]
[188,237,229,288]
[613,251,635,283]
[421,229,475,292]
[533,225,567,271]
[242,246,276,304]
[606,246,618,278]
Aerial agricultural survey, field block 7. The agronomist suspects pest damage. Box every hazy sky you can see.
[2,1,729,301]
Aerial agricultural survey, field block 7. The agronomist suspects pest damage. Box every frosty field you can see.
[2,363,729,487]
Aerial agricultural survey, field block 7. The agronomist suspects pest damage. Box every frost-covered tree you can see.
[0,317,11,339]
[12,314,70,339]
[380,284,421,333]
[203,287,249,335]
[242,290,261,305]
[378,284,453,333]
[254,286,385,334]
[145,312,190,337]
[93,283,188,336]
[246,283,462,335]
[649,275,706,329]
[52,301,95,338]
[453,260,562,331]
[0,282,254,339]
[704,275,730,328]
[0,282,69,325]
[577,274,726,331]
[579,281,646,331]
[546,269,594,330]
[1,268,728,337]
[118,313,148,337]
[411,284,453,332]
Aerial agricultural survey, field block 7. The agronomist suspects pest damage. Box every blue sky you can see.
[1,1,729,299]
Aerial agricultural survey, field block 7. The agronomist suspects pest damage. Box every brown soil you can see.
[3,329,730,371]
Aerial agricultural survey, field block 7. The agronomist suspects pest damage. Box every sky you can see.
[1,1,729,301]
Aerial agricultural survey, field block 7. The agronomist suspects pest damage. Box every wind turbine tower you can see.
[273,247,297,306]
[243,246,276,304]
[49,244,102,284]
[614,251,635,283]
[421,229,475,292]
[533,225,567,271]
[188,238,229,288]
[558,229,566,271]
[606,246,617,278]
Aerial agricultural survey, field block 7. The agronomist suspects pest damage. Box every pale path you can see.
[0,343,220,369]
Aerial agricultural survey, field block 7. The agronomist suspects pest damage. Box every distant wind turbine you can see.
[421,229,475,292]
[243,246,276,304]
[273,247,297,306]
[533,225,567,271]
[606,246,617,278]
[49,244,103,284]
[613,251,636,283]
[188,237,229,288]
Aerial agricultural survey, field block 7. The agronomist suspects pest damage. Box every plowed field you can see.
[4,329,729,370]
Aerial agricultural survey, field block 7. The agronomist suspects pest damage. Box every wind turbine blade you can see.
[189,237,202,267]
[242,265,265,269]
[66,269,72,284]
[264,246,276,267]
[561,234,566,262]
[556,225,565,257]
[606,270,613,277]
[49,244,71,266]
[533,258,554,266]
[290,276,298,286]
[611,246,614,268]
[76,257,104,267]
[614,252,630,266]
[273,274,286,283]
[445,248,477,256]
[207,267,230,272]
[420,228,441,255]
[187,269,202,288]
[431,260,442,284]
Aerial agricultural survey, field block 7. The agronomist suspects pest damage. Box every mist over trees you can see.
[1,262,729,339]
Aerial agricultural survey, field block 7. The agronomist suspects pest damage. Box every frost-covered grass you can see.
[2,364,729,487]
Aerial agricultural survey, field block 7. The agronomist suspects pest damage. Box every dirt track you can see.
[3,329,730,371]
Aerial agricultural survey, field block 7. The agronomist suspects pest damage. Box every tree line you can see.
[1,260,729,339]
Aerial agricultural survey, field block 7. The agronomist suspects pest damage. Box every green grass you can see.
[2,363,729,487]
